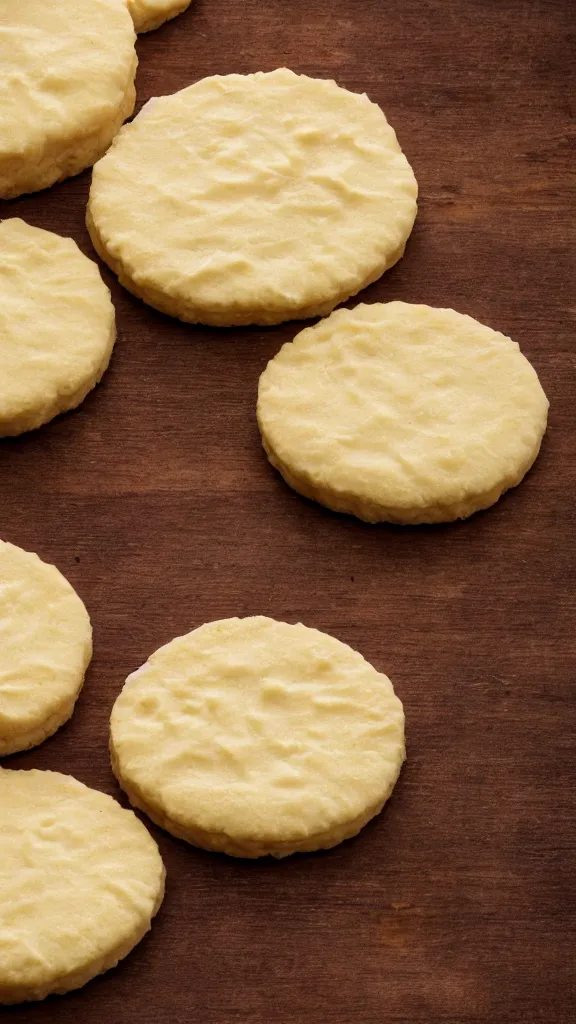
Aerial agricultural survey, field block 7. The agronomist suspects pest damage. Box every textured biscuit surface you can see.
[0,0,136,199]
[87,69,417,326]
[0,219,116,436]
[127,0,192,32]
[0,770,165,1004]
[0,540,92,756]
[111,616,405,857]
[257,302,549,524]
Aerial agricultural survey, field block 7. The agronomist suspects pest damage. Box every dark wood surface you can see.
[1,1,575,1021]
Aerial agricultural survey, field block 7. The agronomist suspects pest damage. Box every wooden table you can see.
[1,1,574,1021]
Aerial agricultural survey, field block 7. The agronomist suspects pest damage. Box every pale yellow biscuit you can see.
[0,541,92,757]
[127,0,193,33]
[87,69,417,326]
[110,616,405,858]
[0,769,165,1004]
[0,0,136,199]
[0,219,116,436]
[257,302,549,524]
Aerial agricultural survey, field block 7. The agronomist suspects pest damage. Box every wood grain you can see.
[1,1,575,1021]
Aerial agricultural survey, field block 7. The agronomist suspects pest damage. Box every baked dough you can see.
[0,219,116,436]
[0,540,92,756]
[110,616,405,858]
[257,302,549,524]
[87,68,417,326]
[0,0,136,199]
[127,0,193,33]
[0,769,165,1004]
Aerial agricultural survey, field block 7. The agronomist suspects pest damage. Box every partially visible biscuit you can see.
[0,540,92,757]
[0,219,116,437]
[257,302,549,524]
[110,616,406,858]
[0,769,165,1004]
[87,69,417,326]
[127,0,193,33]
[0,0,136,199]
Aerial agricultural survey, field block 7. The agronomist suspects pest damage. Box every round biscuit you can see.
[257,301,549,524]
[127,0,193,33]
[0,769,165,1004]
[110,616,405,858]
[87,69,417,326]
[0,540,92,756]
[0,0,136,199]
[0,219,116,436]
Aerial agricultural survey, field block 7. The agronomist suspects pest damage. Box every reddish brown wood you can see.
[1,1,575,1021]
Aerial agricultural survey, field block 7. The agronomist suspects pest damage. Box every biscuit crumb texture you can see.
[0,219,116,437]
[257,302,549,524]
[127,0,192,32]
[0,540,92,756]
[0,770,165,1004]
[88,69,417,325]
[111,616,405,858]
[0,0,136,198]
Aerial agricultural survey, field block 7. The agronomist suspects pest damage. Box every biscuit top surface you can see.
[257,301,549,512]
[111,616,405,843]
[89,69,417,317]
[0,540,92,746]
[0,0,136,158]
[0,769,163,994]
